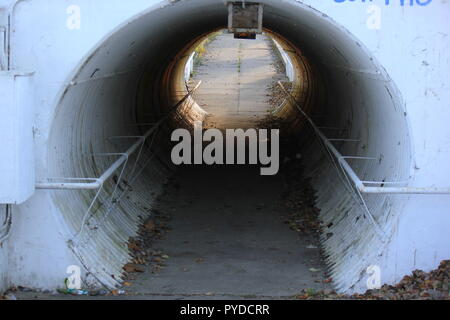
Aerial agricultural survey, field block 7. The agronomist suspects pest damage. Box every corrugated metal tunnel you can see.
[0,0,448,300]
[45,0,413,292]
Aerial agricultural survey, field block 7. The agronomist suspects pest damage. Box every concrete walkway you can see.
[190,32,281,130]
[130,165,329,299]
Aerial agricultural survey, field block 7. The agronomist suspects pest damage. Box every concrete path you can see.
[190,32,282,130]
[129,165,329,299]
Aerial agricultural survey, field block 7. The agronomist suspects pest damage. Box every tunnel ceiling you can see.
[72,0,381,85]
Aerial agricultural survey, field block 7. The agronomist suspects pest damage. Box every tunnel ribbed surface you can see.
[47,0,411,292]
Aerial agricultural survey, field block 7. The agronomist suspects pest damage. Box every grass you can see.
[192,30,222,70]
[237,43,242,73]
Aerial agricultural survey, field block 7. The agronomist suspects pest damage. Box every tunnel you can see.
[46,0,412,293]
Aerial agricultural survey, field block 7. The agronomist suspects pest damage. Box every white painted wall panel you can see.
[0,72,34,204]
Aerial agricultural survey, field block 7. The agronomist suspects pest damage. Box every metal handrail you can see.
[278,81,450,195]
[35,81,202,191]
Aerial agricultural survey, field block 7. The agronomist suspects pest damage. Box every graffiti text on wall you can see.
[334,0,432,6]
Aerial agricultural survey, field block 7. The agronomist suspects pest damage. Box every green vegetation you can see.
[237,42,242,73]
[192,30,222,73]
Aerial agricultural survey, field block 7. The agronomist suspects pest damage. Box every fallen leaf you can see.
[144,220,156,232]
[123,263,145,273]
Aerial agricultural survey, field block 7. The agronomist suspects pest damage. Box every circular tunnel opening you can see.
[46,0,412,294]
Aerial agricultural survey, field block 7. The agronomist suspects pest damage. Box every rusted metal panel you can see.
[228,1,263,37]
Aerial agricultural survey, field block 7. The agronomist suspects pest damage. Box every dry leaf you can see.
[144,220,156,232]
[123,263,145,273]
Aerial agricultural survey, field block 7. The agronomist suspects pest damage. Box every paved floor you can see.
[129,165,329,299]
[190,32,284,130]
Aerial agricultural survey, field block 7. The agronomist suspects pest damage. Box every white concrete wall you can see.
[0,72,35,205]
[184,52,196,82]
[271,38,295,81]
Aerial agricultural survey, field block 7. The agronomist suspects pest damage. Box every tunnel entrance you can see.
[187,31,287,130]
[117,30,331,297]
[46,0,412,293]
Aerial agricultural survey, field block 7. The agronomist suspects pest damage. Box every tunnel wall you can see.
[0,0,448,293]
[302,0,450,292]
